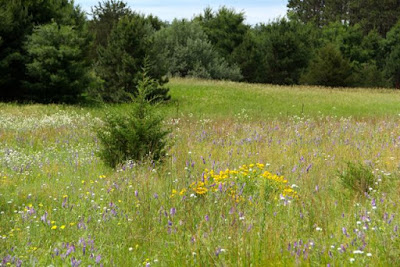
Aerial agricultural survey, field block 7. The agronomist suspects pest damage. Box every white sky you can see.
[74,0,288,25]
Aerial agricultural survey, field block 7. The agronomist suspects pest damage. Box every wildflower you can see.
[60,225,66,229]
[51,226,57,230]
[128,247,133,251]
[170,207,176,216]
[179,189,186,196]
[349,258,355,263]
[170,189,177,198]
[96,255,101,264]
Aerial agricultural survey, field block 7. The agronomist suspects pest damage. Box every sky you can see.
[74,0,288,25]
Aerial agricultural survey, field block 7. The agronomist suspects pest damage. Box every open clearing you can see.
[1,79,400,266]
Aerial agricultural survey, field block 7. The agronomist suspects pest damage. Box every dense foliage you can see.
[24,22,92,103]
[150,19,242,81]
[2,0,400,103]
[97,68,169,168]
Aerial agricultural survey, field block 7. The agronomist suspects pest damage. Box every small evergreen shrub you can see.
[338,162,375,194]
[300,43,354,87]
[97,68,169,168]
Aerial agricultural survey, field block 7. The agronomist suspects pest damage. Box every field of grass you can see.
[1,78,400,266]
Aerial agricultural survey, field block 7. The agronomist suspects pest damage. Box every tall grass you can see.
[1,79,400,266]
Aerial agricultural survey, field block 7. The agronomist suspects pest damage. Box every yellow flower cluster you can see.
[185,163,297,201]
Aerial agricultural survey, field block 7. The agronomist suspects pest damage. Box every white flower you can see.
[350,258,355,263]
[129,247,133,251]
[353,250,364,254]
[366,253,372,257]
[316,227,322,231]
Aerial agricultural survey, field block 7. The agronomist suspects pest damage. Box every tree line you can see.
[1,0,400,104]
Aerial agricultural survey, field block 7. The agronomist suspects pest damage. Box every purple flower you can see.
[96,255,101,264]
[215,248,222,257]
[71,257,81,267]
[306,164,312,173]
[342,227,349,237]
[205,215,209,222]
[229,207,234,215]
[170,207,176,216]
[40,212,48,224]
[292,165,297,172]
[66,244,75,257]
[153,193,158,199]
[62,197,67,208]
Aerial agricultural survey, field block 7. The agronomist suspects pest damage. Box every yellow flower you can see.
[69,222,76,226]
[179,189,186,196]
[60,225,66,229]
[51,226,57,230]
[51,221,56,224]
[170,189,178,198]
[193,186,208,195]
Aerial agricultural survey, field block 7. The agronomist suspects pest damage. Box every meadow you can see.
[1,78,400,266]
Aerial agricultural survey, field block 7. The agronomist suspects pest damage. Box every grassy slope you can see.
[1,79,400,266]
[165,78,400,119]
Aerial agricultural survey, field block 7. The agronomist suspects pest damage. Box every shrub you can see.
[24,22,91,103]
[300,43,354,87]
[95,13,169,103]
[150,19,242,81]
[97,67,169,168]
[338,162,376,194]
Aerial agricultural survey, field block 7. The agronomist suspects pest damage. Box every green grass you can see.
[1,79,400,266]
[163,78,400,119]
